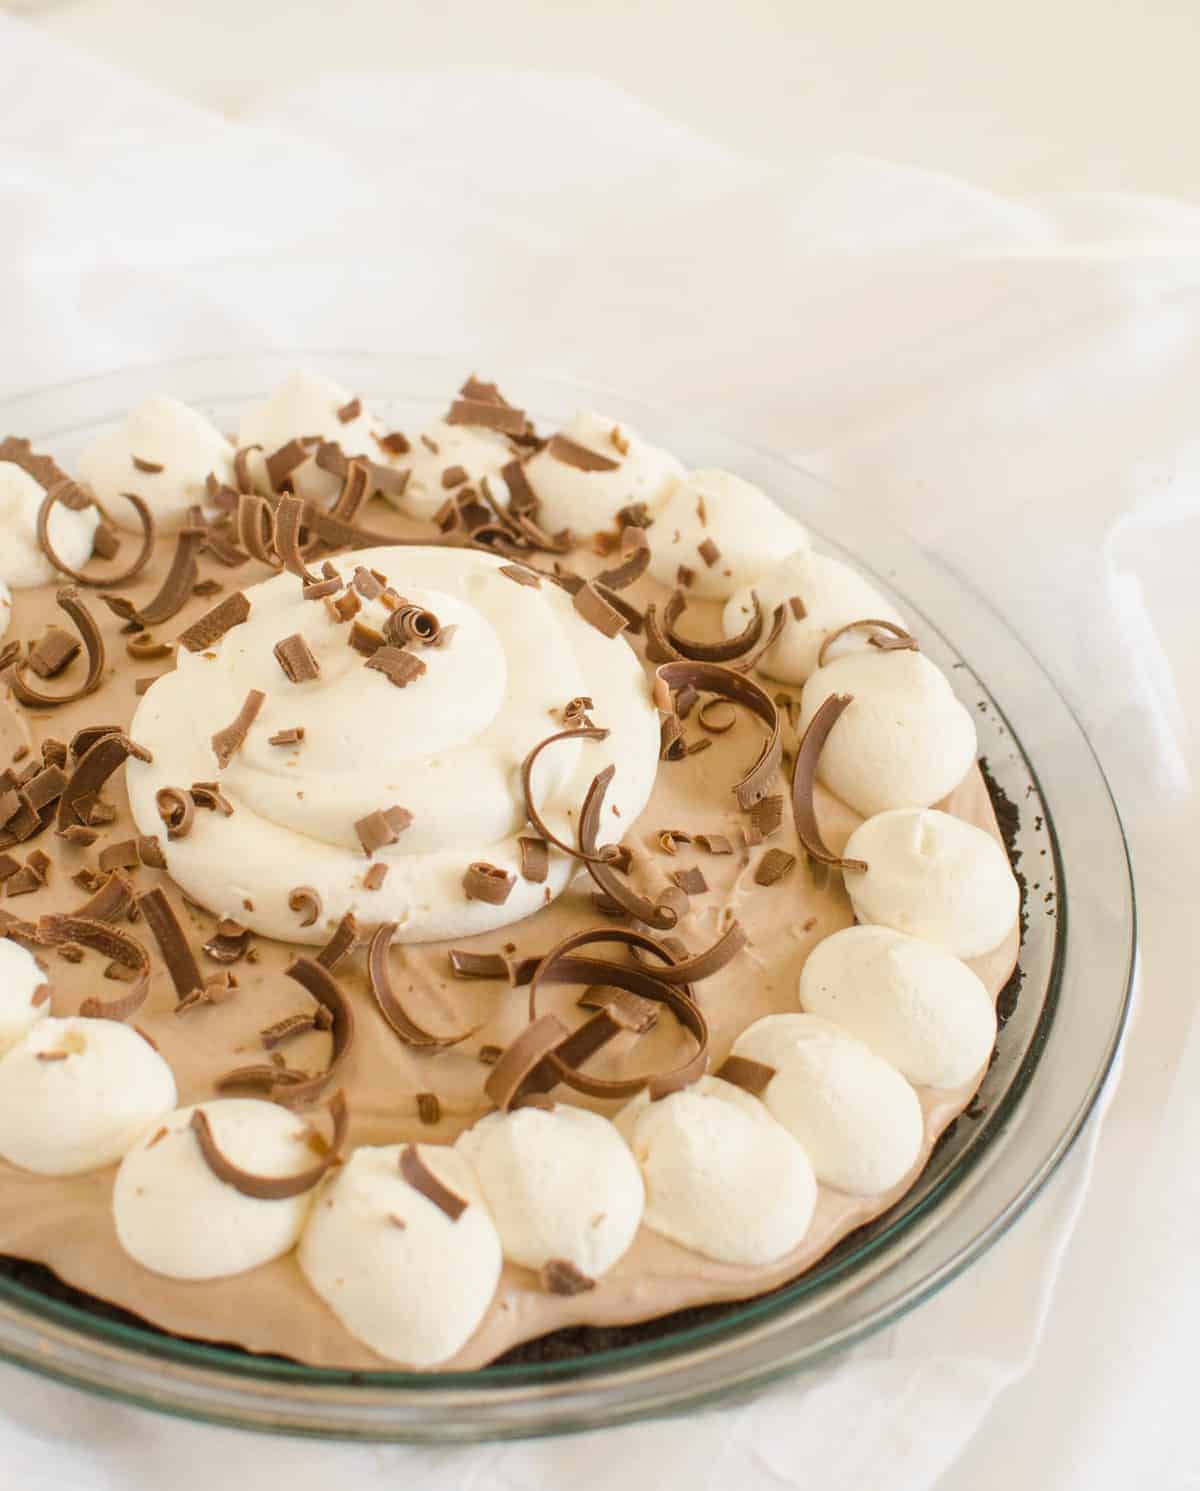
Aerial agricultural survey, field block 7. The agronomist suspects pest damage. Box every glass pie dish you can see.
[0,353,1134,1439]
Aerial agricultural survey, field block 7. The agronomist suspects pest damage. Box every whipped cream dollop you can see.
[114,1098,321,1280]
[77,395,236,535]
[723,549,905,685]
[799,925,997,1089]
[842,808,1020,959]
[797,648,977,817]
[0,461,98,589]
[383,419,515,520]
[0,939,48,1056]
[732,1014,923,1196]
[127,546,660,943]
[457,1103,643,1278]
[616,1077,817,1265]
[646,470,810,602]
[0,1017,176,1176]
[238,371,382,504]
[299,1142,501,1367]
[523,411,684,535]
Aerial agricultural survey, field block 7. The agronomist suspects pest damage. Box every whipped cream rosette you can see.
[77,395,236,535]
[646,469,810,602]
[126,546,660,943]
[523,411,685,534]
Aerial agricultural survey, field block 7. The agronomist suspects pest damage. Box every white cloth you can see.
[1,15,1196,1490]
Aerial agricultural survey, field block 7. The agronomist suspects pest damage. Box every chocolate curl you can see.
[367,922,477,1049]
[593,529,651,592]
[56,731,150,834]
[274,495,322,584]
[578,766,689,930]
[791,692,869,872]
[191,1091,348,1200]
[288,886,322,928]
[36,484,155,587]
[816,618,918,671]
[521,926,710,1102]
[36,915,151,1020]
[7,589,107,709]
[654,661,782,811]
[547,433,620,472]
[648,590,788,673]
[74,871,135,924]
[316,912,358,971]
[520,726,622,867]
[155,786,195,840]
[235,492,280,566]
[267,957,356,1107]
[100,521,206,630]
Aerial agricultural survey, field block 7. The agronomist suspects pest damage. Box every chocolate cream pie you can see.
[0,373,1020,1370]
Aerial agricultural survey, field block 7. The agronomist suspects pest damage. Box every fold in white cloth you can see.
[0,14,1196,1490]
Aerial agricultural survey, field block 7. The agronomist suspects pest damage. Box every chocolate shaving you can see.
[177,591,250,652]
[137,887,204,1001]
[211,688,266,769]
[447,948,529,983]
[97,839,141,872]
[518,835,549,882]
[203,920,251,964]
[28,628,80,679]
[336,397,363,423]
[694,833,734,855]
[312,441,410,502]
[648,590,785,672]
[446,378,533,438]
[0,437,70,492]
[155,787,195,839]
[7,589,106,709]
[698,698,738,733]
[273,633,320,683]
[56,731,149,835]
[5,868,41,897]
[462,861,516,905]
[541,1259,595,1295]
[137,835,166,869]
[698,537,721,568]
[416,1092,441,1125]
[791,692,869,872]
[126,634,172,660]
[235,492,280,566]
[264,439,309,491]
[441,465,469,490]
[375,431,410,457]
[572,581,628,638]
[483,1014,571,1110]
[36,484,154,587]
[316,912,358,971]
[132,455,164,474]
[364,646,426,688]
[714,1054,777,1095]
[816,618,918,670]
[671,866,708,895]
[754,848,796,886]
[499,564,541,589]
[260,1009,330,1048]
[547,433,620,472]
[749,795,784,837]
[269,727,304,747]
[367,922,477,1048]
[192,1091,348,1200]
[399,1144,468,1222]
[190,781,234,815]
[23,764,68,813]
[326,589,361,624]
[363,862,389,891]
[659,715,686,761]
[657,829,690,855]
[354,805,412,856]
[288,886,322,928]
[75,871,135,924]
[655,662,781,810]
[37,916,151,1020]
[593,530,651,592]
[305,571,345,604]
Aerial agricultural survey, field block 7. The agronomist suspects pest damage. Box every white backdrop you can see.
[0,16,1197,1489]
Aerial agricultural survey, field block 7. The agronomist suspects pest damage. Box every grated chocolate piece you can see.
[177,591,250,653]
[754,848,796,886]
[364,646,426,689]
[462,862,515,905]
[273,633,320,684]
[28,627,80,679]
[671,866,708,896]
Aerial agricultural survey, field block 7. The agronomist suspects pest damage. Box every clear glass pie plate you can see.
[0,353,1135,1440]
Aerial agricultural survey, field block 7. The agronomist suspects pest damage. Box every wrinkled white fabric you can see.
[0,14,1193,1491]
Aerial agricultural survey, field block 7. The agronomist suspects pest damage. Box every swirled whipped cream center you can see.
[126,546,660,943]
